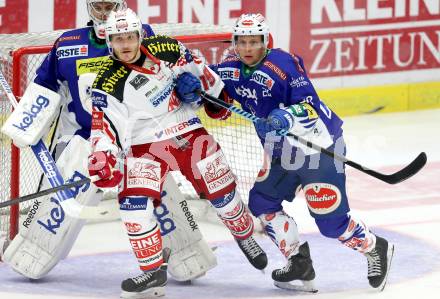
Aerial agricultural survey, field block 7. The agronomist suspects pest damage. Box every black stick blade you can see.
[366,152,427,184]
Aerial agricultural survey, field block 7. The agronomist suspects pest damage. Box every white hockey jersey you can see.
[90,35,224,153]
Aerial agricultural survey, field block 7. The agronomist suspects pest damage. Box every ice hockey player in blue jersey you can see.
[2,0,155,280]
[204,13,395,292]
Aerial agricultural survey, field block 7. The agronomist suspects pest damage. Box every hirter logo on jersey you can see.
[303,183,341,215]
[197,150,234,194]
[56,45,89,59]
[127,158,161,192]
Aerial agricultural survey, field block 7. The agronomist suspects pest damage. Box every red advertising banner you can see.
[0,0,28,33]
[292,0,440,77]
[1,0,439,79]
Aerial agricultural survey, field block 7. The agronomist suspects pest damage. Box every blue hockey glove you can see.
[269,103,319,135]
[267,108,294,131]
[175,72,201,103]
[255,118,276,138]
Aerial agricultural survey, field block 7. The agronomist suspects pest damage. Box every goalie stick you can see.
[199,90,427,185]
[0,70,109,219]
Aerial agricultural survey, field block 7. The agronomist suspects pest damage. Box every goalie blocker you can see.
[1,82,61,148]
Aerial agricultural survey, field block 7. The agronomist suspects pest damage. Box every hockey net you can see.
[0,23,265,242]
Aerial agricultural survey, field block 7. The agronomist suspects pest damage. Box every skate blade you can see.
[274,280,318,293]
[377,243,395,292]
[120,286,165,299]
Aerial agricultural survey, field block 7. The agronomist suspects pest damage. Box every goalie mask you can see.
[87,0,127,39]
[105,8,143,59]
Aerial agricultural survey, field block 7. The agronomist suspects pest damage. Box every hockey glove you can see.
[255,118,276,138]
[175,72,201,103]
[88,151,123,188]
[268,103,319,135]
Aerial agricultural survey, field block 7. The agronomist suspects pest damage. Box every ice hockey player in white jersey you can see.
[2,0,222,284]
[88,8,267,298]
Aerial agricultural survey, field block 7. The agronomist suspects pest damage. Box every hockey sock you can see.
[210,189,254,240]
[338,216,376,253]
[259,210,300,258]
[119,196,163,271]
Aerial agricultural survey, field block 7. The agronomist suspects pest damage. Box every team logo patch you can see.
[303,183,341,215]
[91,91,107,108]
[56,45,88,59]
[125,222,142,233]
[76,56,112,75]
[197,150,234,194]
[250,70,274,90]
[218,67,240,81]
[129,74,149,90]
[127,158,161,192]
[91,111,104,130]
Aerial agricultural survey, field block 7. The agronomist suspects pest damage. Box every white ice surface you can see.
[1,109,440,299]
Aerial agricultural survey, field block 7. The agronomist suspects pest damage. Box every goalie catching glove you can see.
[88,151,122,188]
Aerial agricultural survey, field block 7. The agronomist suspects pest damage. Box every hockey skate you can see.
[365,235,394,291]
[120,248,170,299]
[235,236,268,270]
[272,242,317,293]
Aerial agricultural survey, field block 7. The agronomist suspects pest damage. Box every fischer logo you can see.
[38,150,58,178]
[12,95,50,132]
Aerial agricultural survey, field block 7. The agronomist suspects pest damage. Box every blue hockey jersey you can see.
[34,24,154,139]
[210,49,344,156]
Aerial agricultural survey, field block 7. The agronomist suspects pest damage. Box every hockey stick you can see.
[0,71,109,219]
[0,177,96,209]
[199,90,427,184]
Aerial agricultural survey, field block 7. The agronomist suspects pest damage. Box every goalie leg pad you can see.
[158,175,217,281]
[3,136,100,279]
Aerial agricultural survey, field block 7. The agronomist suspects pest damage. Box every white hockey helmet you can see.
[87,0,127,39]
[232,13,270,48]
[105,8,143,57]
